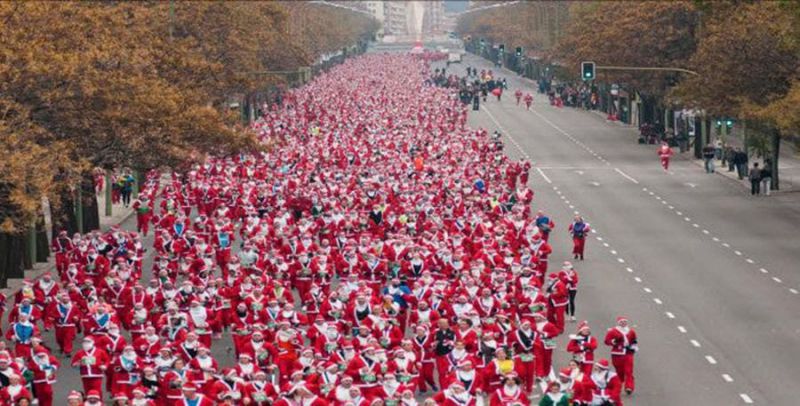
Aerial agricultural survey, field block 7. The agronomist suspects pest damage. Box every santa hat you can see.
[577,321,590,332]
[86,390,101,399]
[559,368,572,379]
[113,393,129,401]
[67,391,83,400]
[617,316,629,323]
[597,359,610,370]
[458,360,473,368]
[182,382,198,391]
[132,386,147,395]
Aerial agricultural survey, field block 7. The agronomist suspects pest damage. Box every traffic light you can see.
[499,44,505,54]
[480,38,485,48]
[715,119,723,128]
[581,61,596,81]
[725,119,734,128]
[515,47,522,58]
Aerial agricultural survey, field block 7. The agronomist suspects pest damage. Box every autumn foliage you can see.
[0,1,377,235]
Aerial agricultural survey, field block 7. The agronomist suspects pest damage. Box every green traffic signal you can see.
[581,61,595,80]
[515,47,522,57]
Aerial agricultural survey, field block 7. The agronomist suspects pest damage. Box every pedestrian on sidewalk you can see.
[714,138,723,160]
[702,143,716,173]
[734,148,749,179]
[749,162,762,196]
[724,145,735,171]
[761,159,772,196]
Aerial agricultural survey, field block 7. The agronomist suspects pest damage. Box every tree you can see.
[673,2,799,189]
[555,1,699,96]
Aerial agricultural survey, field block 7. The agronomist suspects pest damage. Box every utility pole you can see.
[105,169,113,216]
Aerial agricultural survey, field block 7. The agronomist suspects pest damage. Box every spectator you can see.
[761,159,772,196]
[734,148,749,180]
[714,138,723,160]
[749,162,762,195]
[702,143,716,173]
[723,145,735,171]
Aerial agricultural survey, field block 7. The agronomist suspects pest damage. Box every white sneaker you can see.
[570,316,577,322]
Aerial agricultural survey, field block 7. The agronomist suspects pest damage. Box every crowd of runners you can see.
[1,54,636,406]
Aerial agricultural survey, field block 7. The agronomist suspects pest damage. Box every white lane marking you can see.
[772,277,783,283]
[648,191,655,196]
[661,200,667,205]
[676,211,683,215]
[565,200,570,204]
[712,237,720,242]
[655,196,662,200]
[789,288,799,294]
[740,394,753,404]
[614,168,639,184]
[668,205,675,209]
[603,243,610,247]
[684,217,691,222]
[722,243,731,248]
[634,277,642,283]
[610,250,617,255]
[722,374,734,383]
[734,250,742,256]
[705,355,716,364]
[596,237,603,241]
[574,211,580,215]
[590,181,601,186]
[760,268,768,274]
[666,311,675,319]
[703,229,710,234]
[685,182,697,188]
[643,287,652,293]
[626,267,634,273]
[536,168,552,184]
[677,326,687,333]
[617,258,625,263]
[691,340,702,347]
[653,298,663,304]
[642,187,648,191]
[692,223,700,228]
[569,205,575,209]
[745,258,754,264]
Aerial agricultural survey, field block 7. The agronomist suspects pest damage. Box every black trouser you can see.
[751,179,760,195]
[567,289,577,317]
[121,189,132,206]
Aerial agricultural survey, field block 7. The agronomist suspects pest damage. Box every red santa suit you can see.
[30,349,59,406]
[488,383,526,406]
[604,321,637,394]
[71,342,110,400]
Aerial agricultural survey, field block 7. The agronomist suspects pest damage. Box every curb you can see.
[1,205,137,298]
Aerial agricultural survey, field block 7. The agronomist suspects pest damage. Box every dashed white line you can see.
[692,223,700,228]
[760,268,769,274]
[684,217,691,222]
[705,355,716,364]
[610,250,617,255]
[722,243,731,248]
[677,326,687,333]
[643,287,652,293]
[617,258,625,263]
[712,237,720,242]
[790,288,798,294]
[668,205,675,210]
[603,243,610,247]
[745,258,754,264]
[653,298,663,305]
[648,191,655,196]
[734,250,742,256]
[536,168,552,184]
[634,277,642,283]
[702,229,710,234]
[596,237,603,241]
[625,267,634,273]
[691,339,701,348]
[614,168,639,184]
[676,211,683,215]
[740,394,753,404]
[772,277,783,284]
[666,311,675,319]
[722,374,734,383]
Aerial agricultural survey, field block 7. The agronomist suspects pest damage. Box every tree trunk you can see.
[51,187,78,239]
[771,131,780,191]
[81,172,100,232]
[0,232,27,288]
[35,212,49,263]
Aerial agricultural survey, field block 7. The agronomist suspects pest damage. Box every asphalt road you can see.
[439,54,800,405]
[22,53,800,405]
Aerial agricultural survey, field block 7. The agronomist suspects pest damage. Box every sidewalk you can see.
[691,131,800,193]
[1,186,135,297]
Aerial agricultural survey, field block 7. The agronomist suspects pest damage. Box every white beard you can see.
[7,385,21,398]
[335,386,352,402]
